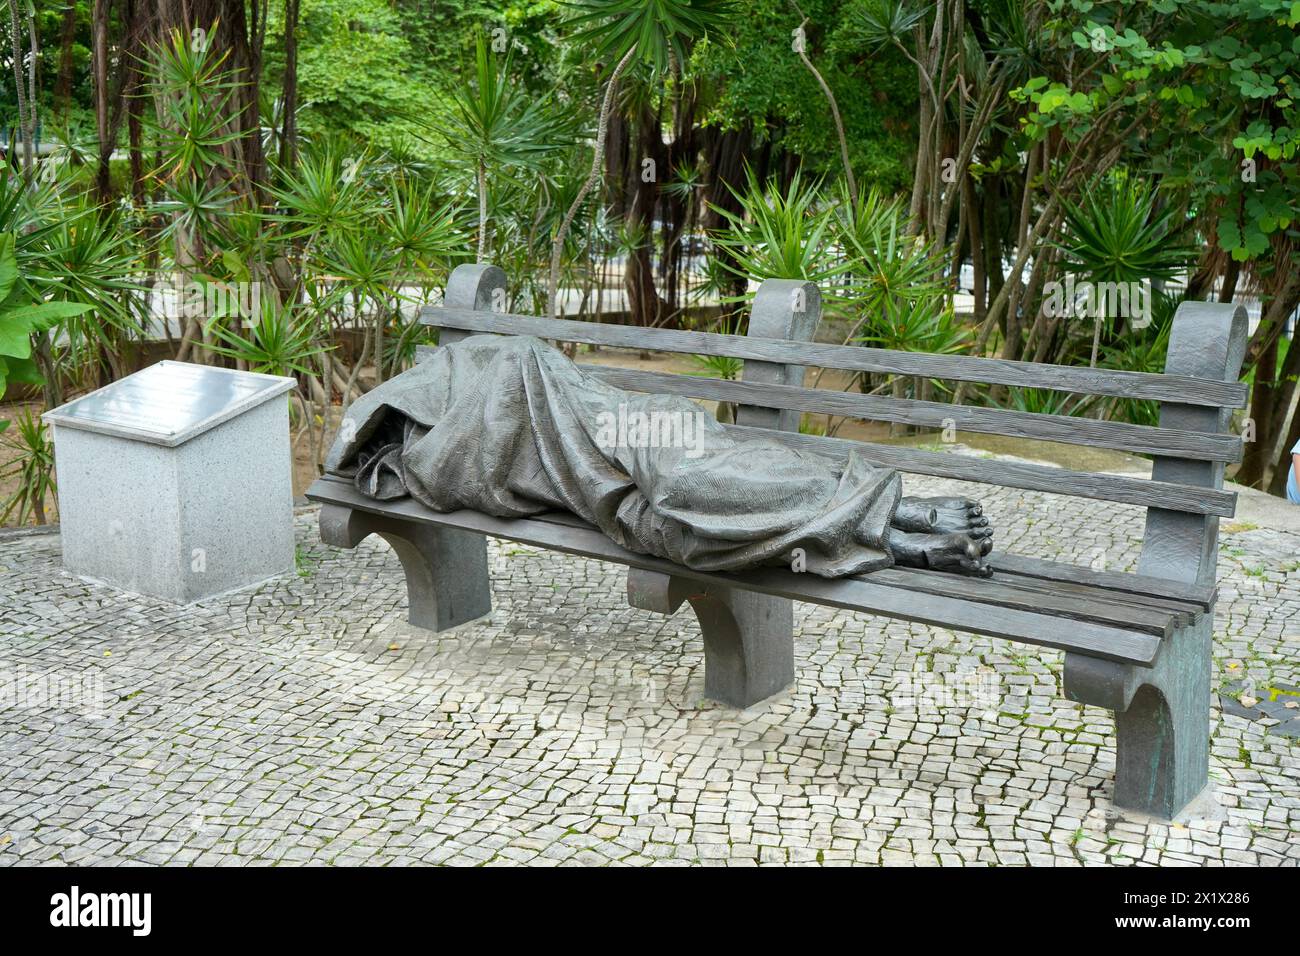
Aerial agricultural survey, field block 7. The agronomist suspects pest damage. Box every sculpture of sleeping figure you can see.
[326,336,993,578]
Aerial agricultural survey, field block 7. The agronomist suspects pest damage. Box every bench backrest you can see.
[423,263,1248,589]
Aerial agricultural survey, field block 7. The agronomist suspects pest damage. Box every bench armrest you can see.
[1138,300,1248,589]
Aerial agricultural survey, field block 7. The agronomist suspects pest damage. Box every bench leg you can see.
[319,504,492,632]
[1063,616,1212,820]
[628,567,794,708]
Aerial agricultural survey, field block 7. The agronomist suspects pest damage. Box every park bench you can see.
[306,262,1247,820]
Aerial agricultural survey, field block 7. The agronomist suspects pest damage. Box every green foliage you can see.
[1016,0,1300,267]
[418,36,574,259]
[997,387,1087,417]
[688,314,744,381]
[855,295,968,357]
[382,180,467,272]
[566,0,736,72]
[1098,290,1180,426]
[693,0,914,191]
[425,38,572,177]
[18,0,1300,503]
[0,230,92,402]
[206,298,326,378]
[274,0,443,153]
[834,185,953,349]
[267,138,377,242]
[709,166,840,287]
[260,137,470,384]
[835,187,946,301]
[0,407,57,526]
[853,0,927,46]
[1057,176,1195,285]
[146,29,246,180]
[0,153,140,409]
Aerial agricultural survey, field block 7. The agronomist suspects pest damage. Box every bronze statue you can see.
[329,336,993,578]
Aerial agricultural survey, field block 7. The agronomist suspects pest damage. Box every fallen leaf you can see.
[1240,696,1258,708]
[1285,701,1298,710]
[388,643,400,651]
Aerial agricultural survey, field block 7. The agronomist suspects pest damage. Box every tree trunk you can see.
[1266,337,1300,497]
[8,0,33,176]
[476,161,489,262]
[1238,270,1300,488]
[963,170,985,325]
[794,17,856,211]
[278,0,300,171]
[548,44,638,319]
[1237,338,1277,488]
[55,0,79,117]
[92,0,112,200]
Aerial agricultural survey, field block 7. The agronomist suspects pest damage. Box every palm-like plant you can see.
[858,296,969,356]
[826,184,961,407]
[547,0,734,317]
[267,139,376,245]
[1058,178,1194,284]
[206,295,325,378]
[709,166,840,290]
[0,406,56,526]
[379,179,466,377]
[319,230,398,384]
[141,25,253,365]
[854,0,929,47]
[1057,176,1195,366]
[998,387,1092,417]
[834,185,948,320]
[423,37,571,263]
[145,29,247,183]
[382,179,465,275]
[0,223,95,409]
[567,0,735,72]
[1097,290,1179,426]
[29,204,147,387]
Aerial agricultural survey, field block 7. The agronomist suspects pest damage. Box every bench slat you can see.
[422,307,1249,409]
[988,551,1217,611]
[306,476,1162,666]
[724,424,1238,517]
[529,509,1203,622]
[586,365,1242,463]
[979,571,1199,627]
[861,566,1176,635]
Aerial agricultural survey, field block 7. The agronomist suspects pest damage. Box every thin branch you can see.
[548,43,638,319]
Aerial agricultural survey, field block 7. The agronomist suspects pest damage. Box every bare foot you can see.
[893,496,991,537]
[887,528,994,577]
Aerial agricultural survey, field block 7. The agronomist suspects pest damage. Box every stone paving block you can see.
[1,483,1298,866]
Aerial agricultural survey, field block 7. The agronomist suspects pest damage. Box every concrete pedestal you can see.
[44,361,296,603]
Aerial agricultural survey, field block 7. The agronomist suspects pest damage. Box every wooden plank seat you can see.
[305,262,1248,820]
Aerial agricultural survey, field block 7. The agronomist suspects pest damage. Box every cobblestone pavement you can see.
[1,476,1298,866]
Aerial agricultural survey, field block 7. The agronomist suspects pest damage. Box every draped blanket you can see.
[326,336,900,577]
